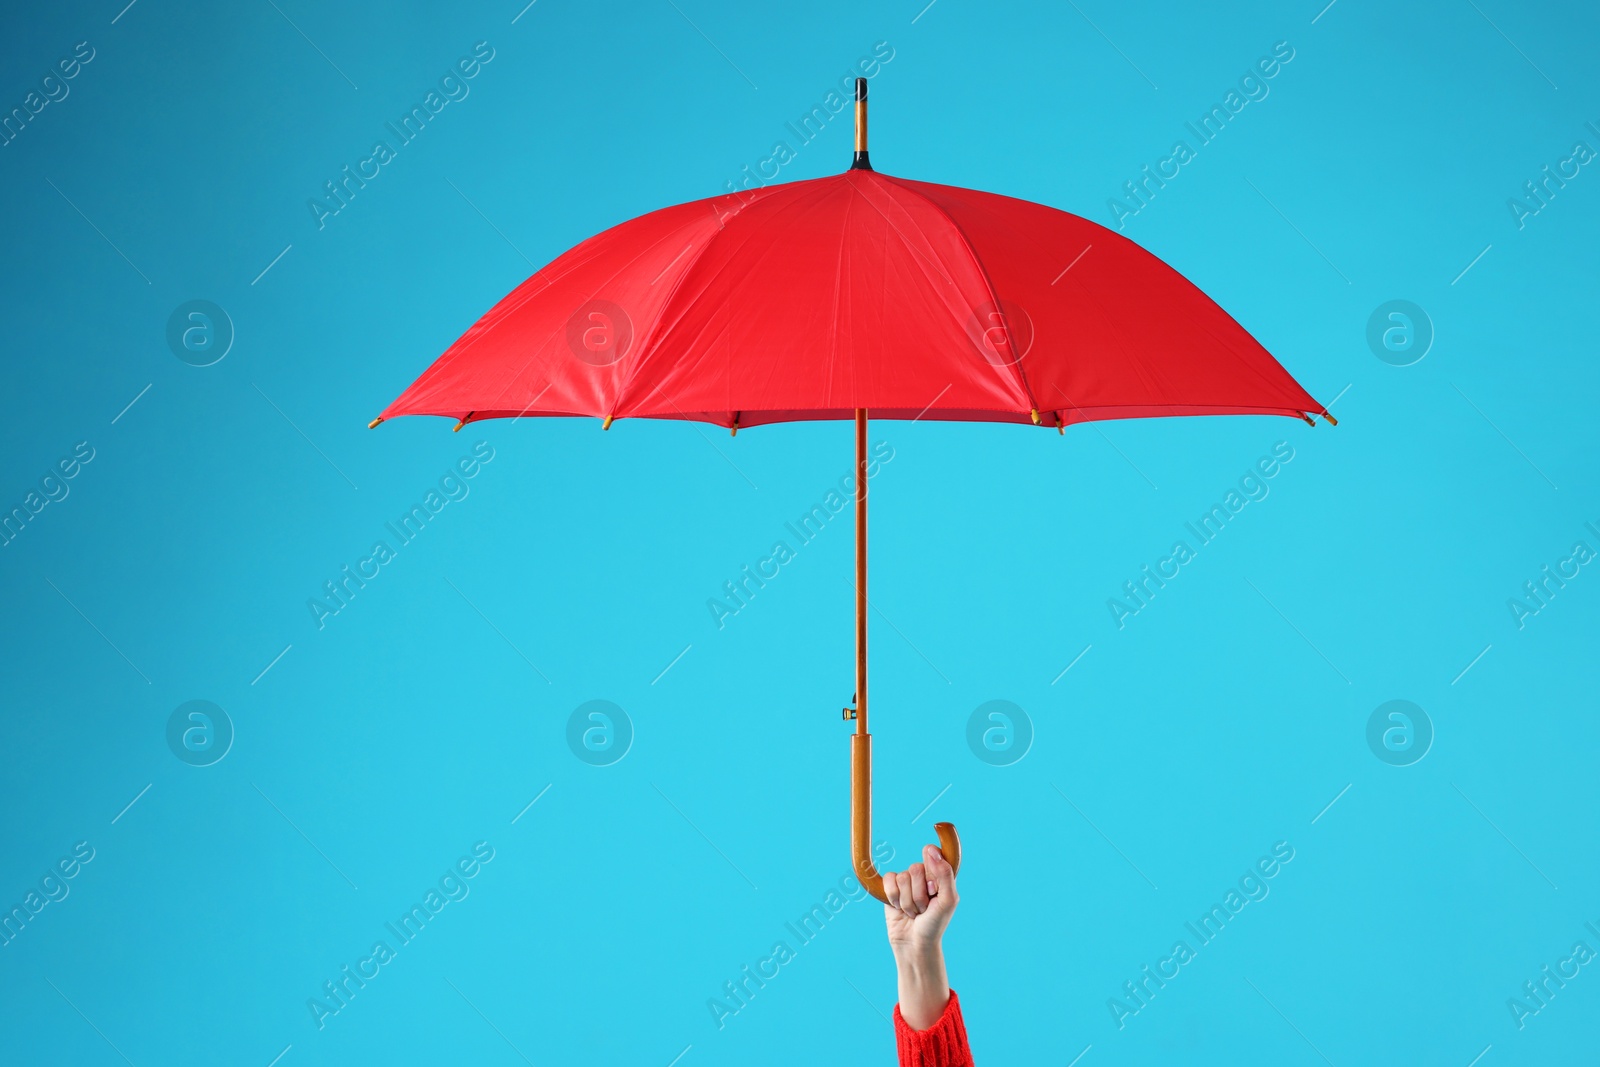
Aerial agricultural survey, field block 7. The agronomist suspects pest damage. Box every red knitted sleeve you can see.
[894,988,974,1067]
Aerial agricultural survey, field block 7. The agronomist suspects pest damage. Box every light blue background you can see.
[2,1,1596,1064]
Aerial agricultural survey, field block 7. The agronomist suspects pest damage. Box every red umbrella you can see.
[372,80,1331,901]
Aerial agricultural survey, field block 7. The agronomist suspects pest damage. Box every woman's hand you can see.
[883,842,959,951]
[883,843,959,1030]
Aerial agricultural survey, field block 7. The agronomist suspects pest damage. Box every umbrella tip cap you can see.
[368,416,384,429]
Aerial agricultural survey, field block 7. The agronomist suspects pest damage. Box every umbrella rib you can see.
[613,186,791,422]
[396,242,600,411]
[879,174,1040,418]
[396,187,785,425]
[390,242,601,422]
[844,175,1034,418]
[485,227,697,419]
[830,184,853,403]
[844,174,960,293]
[1051,237,1277,415]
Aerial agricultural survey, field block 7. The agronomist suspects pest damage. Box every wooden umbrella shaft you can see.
[855,409,868,736]
[851,76,872,171]
[849,410,961,902]
[851,409,880,896]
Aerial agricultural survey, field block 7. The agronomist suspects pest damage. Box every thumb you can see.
[924,843,956,897]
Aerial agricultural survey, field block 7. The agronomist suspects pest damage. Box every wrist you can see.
[893,941,943,976]
[894,944,949,1031]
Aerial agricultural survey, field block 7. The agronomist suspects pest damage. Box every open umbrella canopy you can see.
[372,81,1329,903]
[375,163,1327,433]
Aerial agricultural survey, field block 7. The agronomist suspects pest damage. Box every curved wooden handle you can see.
[934,820,962,875]
[852,733,962,903]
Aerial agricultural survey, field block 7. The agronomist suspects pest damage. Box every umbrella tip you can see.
[850,77,872,171]
[1030,408,1040,425]
[602,414,614,431]
[453,411,474,432]
[367,416,384,429]
[1322,411,1339,426]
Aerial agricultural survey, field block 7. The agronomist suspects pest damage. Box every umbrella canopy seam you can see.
[879,172,1041,418]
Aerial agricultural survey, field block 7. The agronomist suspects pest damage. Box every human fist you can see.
[883,843,959,955]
